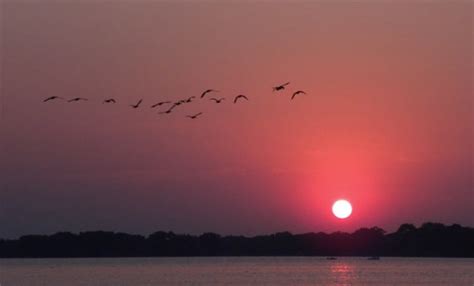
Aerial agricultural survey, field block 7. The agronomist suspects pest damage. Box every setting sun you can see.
[332,200,352,219]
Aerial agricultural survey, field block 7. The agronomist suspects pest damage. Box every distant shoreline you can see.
[1,222,473,258]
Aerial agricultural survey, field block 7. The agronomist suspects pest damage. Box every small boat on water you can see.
[326,257,337,260]
[368,256,380,260]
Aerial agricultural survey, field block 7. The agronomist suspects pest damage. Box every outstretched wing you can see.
[292,90,306,99]
[201,90,210,98]
[235,95,248,103]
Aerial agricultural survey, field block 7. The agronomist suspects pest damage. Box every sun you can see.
[332,199,352,219]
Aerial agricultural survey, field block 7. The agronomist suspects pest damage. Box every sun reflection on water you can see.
[329,261,356,286]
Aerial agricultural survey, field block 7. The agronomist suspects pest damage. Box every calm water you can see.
[1,257,473,286]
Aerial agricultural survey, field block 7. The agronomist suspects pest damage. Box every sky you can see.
[1,1,472,239]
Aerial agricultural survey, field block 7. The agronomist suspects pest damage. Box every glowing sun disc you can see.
[332,199,352,219]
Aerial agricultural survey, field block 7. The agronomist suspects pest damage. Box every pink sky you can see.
[1,1,472,238]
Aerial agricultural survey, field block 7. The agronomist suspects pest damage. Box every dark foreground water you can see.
[1,257,473,285]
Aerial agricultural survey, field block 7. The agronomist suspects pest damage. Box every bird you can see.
[201,89,218,98]
[186,112,203,119]
[151,101,171,108]
[291,90,306,100]
[68,97,88,102]
[130,99,143,108]
[159,104,177,114]
[273,82,290,92]
[210,97,225,103]
[173,100,185,107]
[159,109,172,114]
[233,94,248,103]
[103,98,116,104]
[43,96,64,102]
[185,96,196,103]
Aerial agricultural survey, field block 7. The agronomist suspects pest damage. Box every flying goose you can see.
[201,89,218,98]
[68,97,88,102]
[103,98,116,104]
[159,104,177,114]
[151,101,171,108]
[43,96,64,102]
[291,90,306,100]
[186,112,203,119]
[273,82,290,92]
[185,96,196,103]
[130,99,143,108]
[233,95,248,103]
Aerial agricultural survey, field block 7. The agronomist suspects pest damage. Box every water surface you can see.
[1,257,473,285]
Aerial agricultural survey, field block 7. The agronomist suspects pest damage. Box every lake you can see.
[1,257,473,285]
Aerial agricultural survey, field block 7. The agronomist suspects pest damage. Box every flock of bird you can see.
[42,82,306,119]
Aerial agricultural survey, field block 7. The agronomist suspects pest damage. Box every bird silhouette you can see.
[273,82,290,92]
[201,89,218,98]
[173,100,185,107]
[68,97,88,102]
[130,99,143,108]
[151,101,171,108]
[159,109,172,114]
[185,96,196,103]
[43,96,64,102]
[103,98,116,104]
[233,95,248,103]
[291,90,306,100]
[186,112,203,119]
[159,104,177,114]
[210,97,225,103]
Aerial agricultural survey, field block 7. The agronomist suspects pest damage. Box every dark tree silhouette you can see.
[0,223,472,258]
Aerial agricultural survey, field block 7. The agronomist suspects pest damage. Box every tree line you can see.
[1,222,472,258]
